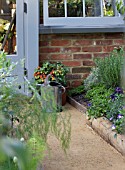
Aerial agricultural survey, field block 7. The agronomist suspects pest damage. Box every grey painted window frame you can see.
[43,0,125,27]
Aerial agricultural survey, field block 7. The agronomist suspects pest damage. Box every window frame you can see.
[43,0,125,27]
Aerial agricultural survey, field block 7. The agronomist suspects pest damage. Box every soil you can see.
[71,93,88,106]
[42,103,125,170]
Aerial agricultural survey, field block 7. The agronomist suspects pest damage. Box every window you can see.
[43,0,125,27]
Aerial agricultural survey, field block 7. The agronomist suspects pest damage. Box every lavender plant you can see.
[95,47,124,88]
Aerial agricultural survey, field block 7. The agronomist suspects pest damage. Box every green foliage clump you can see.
[83,67,99,91]
[0,52,71,170]
[94,48,124,88]
[68,85,85,97]
[85,84,114,119]
[34,61,69,86]
[106,87,125,134]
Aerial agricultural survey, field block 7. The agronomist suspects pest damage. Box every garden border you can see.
[67,96,125,156]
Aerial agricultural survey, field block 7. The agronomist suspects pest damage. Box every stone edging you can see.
[67,96,125,156]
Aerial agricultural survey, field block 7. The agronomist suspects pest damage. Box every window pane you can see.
[48,0,65,17]
[67,0,83,17]
[103,0,115,16]
[85,0,101,17]
[0,0,16,54]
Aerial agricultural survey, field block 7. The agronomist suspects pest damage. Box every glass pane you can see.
[0,0,16,54]
[67,0,83,17]
[103,0,115,16]
[48,0,65,17]
[85,0,101,17]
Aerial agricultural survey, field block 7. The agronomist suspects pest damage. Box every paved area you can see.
[42,103,125,170]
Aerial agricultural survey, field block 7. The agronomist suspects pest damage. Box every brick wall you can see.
[39,33,125,87]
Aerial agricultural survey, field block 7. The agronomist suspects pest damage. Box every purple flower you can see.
[87,103,92,107]
[117,114,123,119]
[109,117,113,121]
[115,87,123,94]
[112,125,116,130]
[110,93,116,101]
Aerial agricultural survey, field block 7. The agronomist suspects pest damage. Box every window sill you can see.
[39,24,125,34]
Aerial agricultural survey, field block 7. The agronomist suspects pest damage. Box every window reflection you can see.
[85,0,101,17]
[0,0,16,54]
[67,0,83,17]
[103,0,115,16]
[48,0,119,18]
[48,0,65,17]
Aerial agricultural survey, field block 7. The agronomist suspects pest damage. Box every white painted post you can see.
[6,0,25,93]
[23,0,39,87]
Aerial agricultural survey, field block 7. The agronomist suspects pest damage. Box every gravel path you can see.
[42,103,125,170]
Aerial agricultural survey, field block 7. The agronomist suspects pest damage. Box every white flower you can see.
[112,125,116,130]
[20,137,24,142]
[3,23,10,31]
[13,156,18,163]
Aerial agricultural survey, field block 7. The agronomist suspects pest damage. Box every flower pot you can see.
[62,86,69,106]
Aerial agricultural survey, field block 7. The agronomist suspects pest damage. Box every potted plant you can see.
[34,61,69,86]
[34,61,69,106]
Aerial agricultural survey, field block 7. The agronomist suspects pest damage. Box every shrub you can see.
[94,47,124,88]
[0,53,71,169]
[83,67,99,91]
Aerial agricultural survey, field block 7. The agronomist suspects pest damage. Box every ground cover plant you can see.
[85,47,125,134]
[68,47,125,134]
[0,52,71,170]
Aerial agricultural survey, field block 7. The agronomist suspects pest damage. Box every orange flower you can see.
[40,75,43,79]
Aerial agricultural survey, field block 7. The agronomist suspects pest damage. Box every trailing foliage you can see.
[85,84,114,119]
[94,48,124,88]
[106,87,125,134]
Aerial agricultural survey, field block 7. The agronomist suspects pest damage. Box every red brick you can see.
[66,74,82,80]
[71,81,82,87]
[39,41,49,46]
[40,47,60,53]
[73,54,92,59]
[93,53,109,58]
[96,40,113,46]
[103,46,120,52]
[82,73,90,79]
[62,34,84,39]
[61,47,81,53]
[82,46,102,52]
[104,33,123,39]
[83,60,95,66]
[62,61,82,67]
[83,34,104,39]
[39,54,50,61]
[51,40,71,46]
[50,35,63,39]
[72,67,91,73]
[113,40,125,45]
[73,40,93,46]
[51,54,72,60]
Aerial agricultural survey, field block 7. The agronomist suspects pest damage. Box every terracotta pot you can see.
[62,87,69,106]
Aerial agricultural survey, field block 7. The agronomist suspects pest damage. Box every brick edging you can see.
[67,96,125,156]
